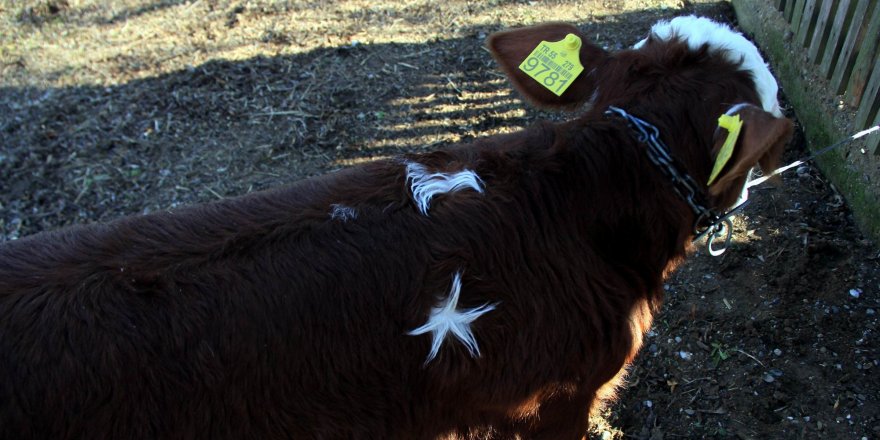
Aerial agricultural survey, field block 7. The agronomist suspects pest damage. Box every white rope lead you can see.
[747,124,880,189]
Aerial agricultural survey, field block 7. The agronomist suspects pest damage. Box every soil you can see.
[1,1,878,439]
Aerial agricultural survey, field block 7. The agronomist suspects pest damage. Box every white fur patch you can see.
[633,15,782,117]
[405,162,484,215]
[408,271,498,364]
[329,204,357,221]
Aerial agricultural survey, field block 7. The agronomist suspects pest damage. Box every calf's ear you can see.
[708,105,794,198]
[487,23,608,110]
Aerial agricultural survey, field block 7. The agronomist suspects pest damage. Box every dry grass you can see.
[2,0,690,88]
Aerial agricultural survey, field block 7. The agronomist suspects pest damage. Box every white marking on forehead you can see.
[329,204,357,221]
[405,162,484,216]
[633,15,782,117]
[408,271,498,364]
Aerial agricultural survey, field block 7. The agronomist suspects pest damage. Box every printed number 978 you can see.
[522,57,570,94]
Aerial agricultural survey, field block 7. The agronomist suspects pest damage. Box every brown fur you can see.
[0,22,792,440]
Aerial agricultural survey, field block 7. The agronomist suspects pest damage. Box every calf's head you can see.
[488,15,793,218]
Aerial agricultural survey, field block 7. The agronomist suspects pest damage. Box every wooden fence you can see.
[772,0,879,153]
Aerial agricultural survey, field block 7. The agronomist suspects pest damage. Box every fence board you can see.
[819,0,853,77]
[807,0,835,62]
[844,1,880,106]
[796,0,819,47]
[868,112,879,155]
[855,56,880,132]
[774,0,784,10]
[790,0,807,34]
[830,0,873,94]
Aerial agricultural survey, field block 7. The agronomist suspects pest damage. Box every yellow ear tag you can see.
[518,34,584,96]
[707,113,744,185]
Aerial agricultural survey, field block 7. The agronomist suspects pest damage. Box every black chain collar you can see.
[605,106,744,255]
[605,106,720,229]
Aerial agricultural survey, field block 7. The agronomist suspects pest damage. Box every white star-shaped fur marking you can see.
[408,271,498,364]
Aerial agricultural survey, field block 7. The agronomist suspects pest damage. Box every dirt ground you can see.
[1,0,878,438]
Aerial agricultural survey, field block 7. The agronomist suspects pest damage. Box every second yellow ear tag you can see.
[707,113,744,185]
[518,34,584,96]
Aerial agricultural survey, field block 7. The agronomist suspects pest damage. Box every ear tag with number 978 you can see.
[518,34,584,96]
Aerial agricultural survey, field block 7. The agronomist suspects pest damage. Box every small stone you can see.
[763,374,776,383]
[850,288,862,298]
[867,309,875,315]
[679,351,693,361]
[684,409,696,416]
[644,400,653,408]
[774,348,783,356]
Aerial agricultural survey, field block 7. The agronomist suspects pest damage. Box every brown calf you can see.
[0,16,792,439]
